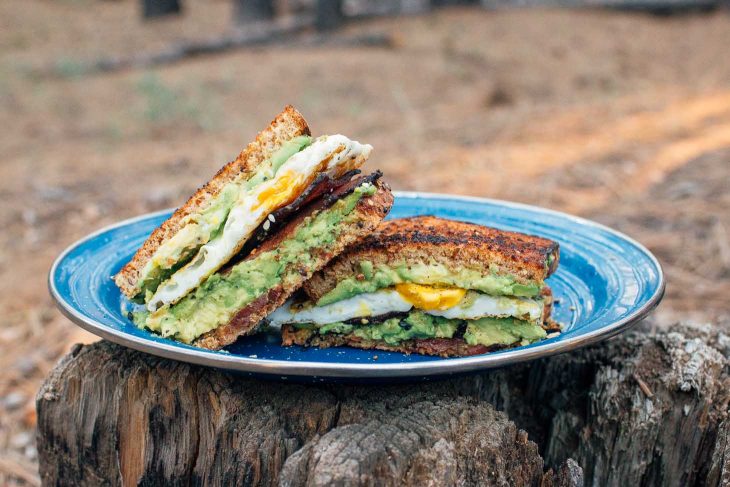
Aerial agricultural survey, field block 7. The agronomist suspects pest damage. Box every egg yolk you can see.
[395,283,466,310]
[253,171,303,212]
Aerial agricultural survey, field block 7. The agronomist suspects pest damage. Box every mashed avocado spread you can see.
[134,135,312,301]
[293,311,546,347]
[317,261,542,306]
[464,317,546,346]
[133,182,375,343]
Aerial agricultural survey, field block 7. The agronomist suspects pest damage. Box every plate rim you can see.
[48,191,665,378]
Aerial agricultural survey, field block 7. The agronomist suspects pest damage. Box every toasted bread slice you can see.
[114,105,310,299]
[191,177,393,350]
[302,216,560,303]
[281,325,511,358]
[281,313,562,358]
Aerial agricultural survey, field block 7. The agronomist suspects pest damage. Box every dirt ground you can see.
[1,1,730,484]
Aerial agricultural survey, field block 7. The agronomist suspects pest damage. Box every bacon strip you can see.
[243,169,363,251]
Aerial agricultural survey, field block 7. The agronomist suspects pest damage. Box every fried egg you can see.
[267,286,544,327]
[147,135,371,311]
[394,283,466,310]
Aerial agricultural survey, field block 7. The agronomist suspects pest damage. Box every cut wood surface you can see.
[36,321,730,486]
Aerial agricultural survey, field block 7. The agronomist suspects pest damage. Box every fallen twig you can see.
[43,16,394,78]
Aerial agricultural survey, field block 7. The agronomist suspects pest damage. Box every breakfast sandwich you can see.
[115,106,393,349]
[272,216,560,357]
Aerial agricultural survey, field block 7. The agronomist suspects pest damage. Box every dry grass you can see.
[1,1,730,484]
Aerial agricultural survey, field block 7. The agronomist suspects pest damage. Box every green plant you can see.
[136,72,180,123]
[54,58,87,79]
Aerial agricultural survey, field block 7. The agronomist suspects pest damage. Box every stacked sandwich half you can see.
[115,106,393,349]
[115,106,560,356]
[272,216,560,357]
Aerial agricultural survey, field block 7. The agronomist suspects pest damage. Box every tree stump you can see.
[37,321,730,486]
[315,0,344,31]
[234,0,275,25]
[141,0,181,19]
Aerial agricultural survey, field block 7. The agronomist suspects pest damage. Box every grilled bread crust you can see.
[281,316,562,358]
[281,325,506,358]
[302,215,560,303]
[114,105,310,299]
[193,180,394,350]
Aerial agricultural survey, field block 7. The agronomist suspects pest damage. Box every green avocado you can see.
[294,311,456,346]
[135,135,312,300]
[463,317,546,347]
[317,261,542,306]
[299,311,546,348]
[134,182,375,343]
[269,135,312,175]
[352,311,457,345]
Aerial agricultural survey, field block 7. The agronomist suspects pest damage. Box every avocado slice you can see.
[294,310,547,348]
[317,261,542,306]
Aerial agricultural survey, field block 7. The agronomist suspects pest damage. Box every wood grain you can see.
[37,321,730,486]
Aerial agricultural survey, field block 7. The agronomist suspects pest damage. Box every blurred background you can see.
[1,0,730,483]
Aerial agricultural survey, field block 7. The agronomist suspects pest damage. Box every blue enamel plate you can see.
[49,192,664,381]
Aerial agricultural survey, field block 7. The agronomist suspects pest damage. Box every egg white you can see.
[267,289,543,327]
[147,135,371,311]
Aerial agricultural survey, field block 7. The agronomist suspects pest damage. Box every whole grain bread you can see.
[281,325,504,358]
[193,178,393,350]
[282,316,561,358]
[302,215,560,303]
[114,105,310,299]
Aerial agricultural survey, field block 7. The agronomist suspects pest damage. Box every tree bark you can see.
[234,0,275,25]
[37,321,730,486]
[141,0,181,19]
[315,0,344,31]
[431,0,479,6]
